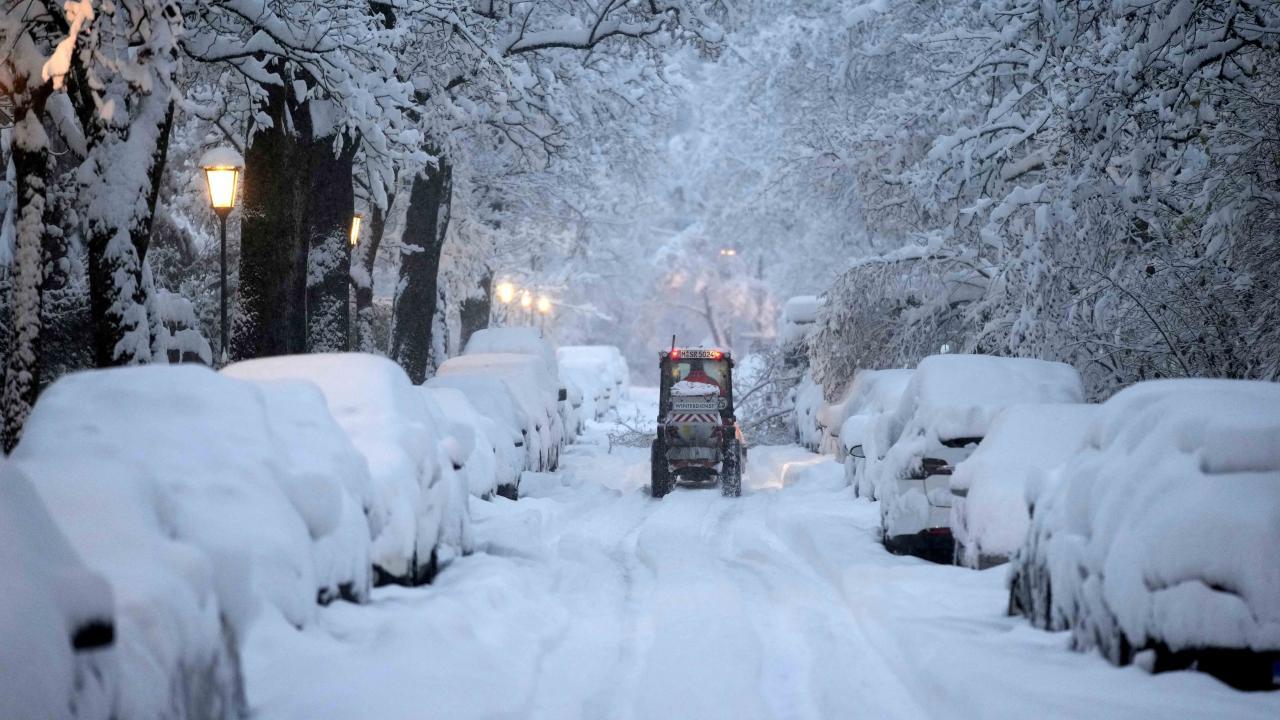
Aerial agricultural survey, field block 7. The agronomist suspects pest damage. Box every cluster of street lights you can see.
[493,280,554,327]
[200,147,367,365]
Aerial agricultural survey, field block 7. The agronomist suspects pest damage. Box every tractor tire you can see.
[650,438,673,499]
[721,438,742,498]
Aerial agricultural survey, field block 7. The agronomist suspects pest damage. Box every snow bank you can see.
[1009,379,1280,686]
[950,404,1097,569]
[11,365,343,719]
[225,353,448,585]
[0,462,115,720]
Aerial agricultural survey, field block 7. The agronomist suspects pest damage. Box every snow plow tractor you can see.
[651,347,747,498]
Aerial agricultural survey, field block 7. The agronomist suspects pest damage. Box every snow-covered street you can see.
[243,390,1279,720]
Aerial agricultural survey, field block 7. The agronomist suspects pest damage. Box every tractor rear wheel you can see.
[650,437,673,499]
[721,438,742,497]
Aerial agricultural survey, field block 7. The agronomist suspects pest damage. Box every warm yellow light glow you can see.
[496,281,517,304]
[719,247,737,257]
[204,167,240,212]
[350,213,364,246]
[520,291,533,309]
[536,295,552,314]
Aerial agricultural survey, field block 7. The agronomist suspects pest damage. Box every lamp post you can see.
[200,147,244,366]
[493,280,517,326]
[535,294,552,333]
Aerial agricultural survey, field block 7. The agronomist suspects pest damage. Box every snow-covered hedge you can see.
[949,404,1097,569]
[0,462,115,720]
[1008,379,1280,688]
[225,353,467,585]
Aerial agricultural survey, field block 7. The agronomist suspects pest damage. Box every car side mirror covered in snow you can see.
[848,445,866,459]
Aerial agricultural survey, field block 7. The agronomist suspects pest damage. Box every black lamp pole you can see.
[216,208,230,365]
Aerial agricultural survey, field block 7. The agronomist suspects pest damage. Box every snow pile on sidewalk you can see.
[226,353,465,585]
[950,404,1098,568]
[0,462,115,720]
[1010,379,1280,686]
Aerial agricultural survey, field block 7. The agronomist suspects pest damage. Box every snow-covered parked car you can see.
[561,363,607,422]
[421,386,521,499]
[438,352,565,470]
[792,372,825,451]
[868,354,1084,563]
[1,462,116,720]
[779,295,820,363]
[558,345,630,410]
[11,365,363,719]
[834,368,913,498]
[949,403,1098,569]
[225,353,468,585]
[464,327,576,442]
[426,372,541,485]
[1008,379,1280,690]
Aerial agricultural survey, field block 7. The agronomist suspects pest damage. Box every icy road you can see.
[245,389,1279,720]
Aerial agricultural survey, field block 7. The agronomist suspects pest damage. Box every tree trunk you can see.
[2,89,52,453]
[458,272,492,350]
[233,73,309,360]
[83,93,173,367]
[389,156,453,383]
[352,195,393,353]
[305,133,357,352]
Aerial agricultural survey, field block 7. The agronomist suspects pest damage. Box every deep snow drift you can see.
[244,389,1279,720]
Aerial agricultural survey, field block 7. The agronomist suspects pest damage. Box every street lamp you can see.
[350,212,364,246]
[495,281,516,304]
[536,295,552,315]
[719,247,738,257]
[200,146,244,366]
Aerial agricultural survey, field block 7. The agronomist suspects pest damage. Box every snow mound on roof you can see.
[224,353,446,584]
[896,354,1084,442]
[950,403,1098,567]
[1010,379,1280,666]
[0,462,115,720]
[465,327,558,376]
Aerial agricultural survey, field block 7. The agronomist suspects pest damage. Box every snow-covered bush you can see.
[869,354,1084,560]
[1008,379,1280,689]
[0,462,115,720]
[949,404,1097,569]
[12,365,358,719]
[224,353,456,586]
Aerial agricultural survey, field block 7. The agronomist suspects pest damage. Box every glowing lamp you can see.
[350,213,364,246]
[200,147,244,217]
[520,291,533,309]
[496,281,517,304]
[536,295,552,314]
